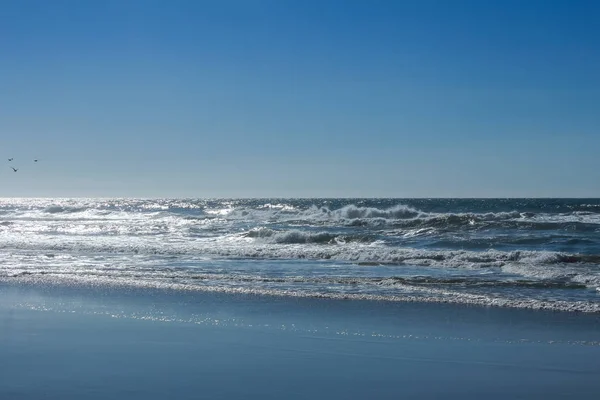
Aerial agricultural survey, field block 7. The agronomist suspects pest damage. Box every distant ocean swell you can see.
[1,198,599,312]
[11,204,600,233]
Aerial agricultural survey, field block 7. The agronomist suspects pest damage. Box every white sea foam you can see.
[3,272,600,313]
[0,231,598,288]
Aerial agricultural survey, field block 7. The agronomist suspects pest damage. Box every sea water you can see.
[1,198,599,312]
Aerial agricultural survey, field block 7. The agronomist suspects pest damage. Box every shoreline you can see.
[3,280,600,343]
[2,281,600,399]
[3,274,600,314]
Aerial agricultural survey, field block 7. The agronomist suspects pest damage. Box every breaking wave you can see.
[44,205,88,214]
[242,228,374,244]
[330,204,421,219]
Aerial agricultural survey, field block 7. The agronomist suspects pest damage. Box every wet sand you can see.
[1,283,599,399]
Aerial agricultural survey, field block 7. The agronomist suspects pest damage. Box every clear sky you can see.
[1,0,599,198]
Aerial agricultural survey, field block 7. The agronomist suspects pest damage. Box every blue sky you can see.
[1,0,599,197]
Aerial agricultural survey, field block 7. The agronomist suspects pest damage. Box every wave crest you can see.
[243,228,371,244]
[44,205,88,214]
[331,204,420,220]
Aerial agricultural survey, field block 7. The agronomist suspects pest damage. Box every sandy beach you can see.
[1,282,599,399]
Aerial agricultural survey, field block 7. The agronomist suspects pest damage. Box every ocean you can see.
[1,198,599,313]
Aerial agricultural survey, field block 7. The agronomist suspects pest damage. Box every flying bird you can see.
[10,167,18,172]
[8,158,13,161]
[34,159,38,162]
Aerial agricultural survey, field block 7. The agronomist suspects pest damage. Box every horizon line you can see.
[0,196,599,200]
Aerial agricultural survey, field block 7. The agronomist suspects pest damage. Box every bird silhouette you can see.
[8,158,13,162]
[10,167,18,172]
[34,159,38,162]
